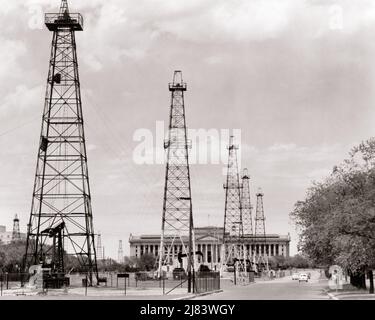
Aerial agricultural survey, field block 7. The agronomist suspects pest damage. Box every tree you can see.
[0,241,26,272]
[291,138,375,293]
[139,254,156,271]
[268,255,287,269]
[289,254,311,269]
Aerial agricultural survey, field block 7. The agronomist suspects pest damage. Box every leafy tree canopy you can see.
[291,138,375,275]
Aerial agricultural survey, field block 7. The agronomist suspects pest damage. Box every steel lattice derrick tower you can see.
[97,232,102,261]
[24,0,98,285]
[241,168,253,262]
[12,214,21,242]
[158,71,195,293]
[254,188,269,271]
[241,169,253,236]
[118,240,124,264]
[221,136,247,280]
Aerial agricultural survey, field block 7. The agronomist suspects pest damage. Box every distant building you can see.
[0,225,26,245]
[129,226,290,270]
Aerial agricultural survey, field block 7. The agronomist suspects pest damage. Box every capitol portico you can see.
[129,226,290,270]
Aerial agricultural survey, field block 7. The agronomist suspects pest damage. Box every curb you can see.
[323,289,339,300]
[327,292,339,300]
[173,289,223,300]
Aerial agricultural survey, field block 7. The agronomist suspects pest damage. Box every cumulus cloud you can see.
[1,85,43,116]
[268,143,297,152]
[0,39,27,84]
[240,142,351,189]
[1,0,375,258]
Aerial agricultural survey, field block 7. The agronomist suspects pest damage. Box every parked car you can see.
[292,273,300,280]
[299,273,308,282]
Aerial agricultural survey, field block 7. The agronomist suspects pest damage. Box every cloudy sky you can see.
[1,0,375,258]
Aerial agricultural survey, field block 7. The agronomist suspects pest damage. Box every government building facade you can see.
[129,226,290,270]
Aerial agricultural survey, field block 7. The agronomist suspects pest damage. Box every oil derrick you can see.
[118,240,124,264]
[221,136,247,283]
[12,214,21,242]
[254,188,269,272]
[24,0,98,286]
[241,169,253,266]
[97,232,102,261]
[158,71,195,293]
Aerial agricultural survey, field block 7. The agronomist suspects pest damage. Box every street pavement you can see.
[194,270,331,300]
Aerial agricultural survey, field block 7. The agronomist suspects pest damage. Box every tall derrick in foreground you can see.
[254,188,269,271]
[221,136,247,282]
[24,0,98,285]
[158,71,195,293]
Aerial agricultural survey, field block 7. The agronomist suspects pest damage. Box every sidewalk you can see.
[0,286,188,300]
[325,283,375,300]
[326,290,375,300]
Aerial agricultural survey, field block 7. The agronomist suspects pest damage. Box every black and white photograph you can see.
[1,0,375,310]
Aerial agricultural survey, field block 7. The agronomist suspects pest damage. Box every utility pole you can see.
[24,0,98,285]
[158,71,196,293]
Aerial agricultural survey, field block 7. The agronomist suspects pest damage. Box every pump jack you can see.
[40,222,69,288]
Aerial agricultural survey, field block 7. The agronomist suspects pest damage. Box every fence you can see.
[254,270,287,279]
[194,271,220,294]
[0,270,221,297]
[0,272,30,294]
[0,271,188,297]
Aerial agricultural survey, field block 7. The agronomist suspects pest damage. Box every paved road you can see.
[194,270,330,300]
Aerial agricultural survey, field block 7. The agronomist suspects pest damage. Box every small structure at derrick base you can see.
[24,0,98,289]
[158,71,196,293]
[220,135,248,284]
